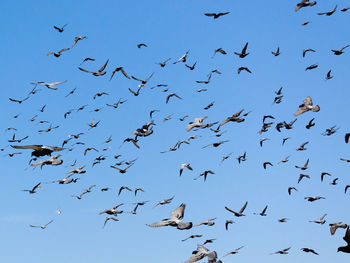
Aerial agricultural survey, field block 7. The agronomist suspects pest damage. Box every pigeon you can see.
[294,97,320,116]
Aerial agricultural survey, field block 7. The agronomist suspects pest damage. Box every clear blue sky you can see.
[1,0,350,262]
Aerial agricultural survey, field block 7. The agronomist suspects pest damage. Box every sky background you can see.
[1,0,350,262]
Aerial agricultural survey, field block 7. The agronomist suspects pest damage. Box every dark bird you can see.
[271,47,280,56]
[331,45,349,55]
[225,201,248,217]
[212,48,227,57]
[305,64,318,71]
[288,187,298,195]
[156,58,171,67]
[53,24,67,33]
[118,186,132,196]
[204,12,230,19]
[185,61,197,70]
[263,162,273,169]
[80,58,95,65]
[306,118,315,129]
[131,72,154,85]
[304,196,325,202]
[301,248,319,255]
[254,205,268,216]
[321,172,331,182]
[325,70,333,80]
[47,48,70,57]
[234,42,249,58]
[9,96,30,104]
[166,93,182,104]
[338,227,350,253]
[22,182,42,194]
[79,59,109,76]
[72,36,87,48]
[110,67,130,80]
[295,159,309,170]
[303,48,316,57]
[318,5,337,16]
[295,0,317,12]
[238,67,252,74]
[270,247,291,255]
[225,220,234,230]
[137,43,147,48]
[11,145,64,157]
[298,174,310,184]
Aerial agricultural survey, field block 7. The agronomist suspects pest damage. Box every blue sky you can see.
[1,0,350,262]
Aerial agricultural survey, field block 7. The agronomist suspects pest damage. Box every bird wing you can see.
[170,203,185,220]
[147,219,171,227]
[240,201,248,213]
[344,226,350,245]
[98,59,109,72]
[242,42,248,53]
[294,105,308,116]
[185,252,205,263]
[225,206,235,214]
[78,67,94,73]
[120,68,130,79]
[11,145,43,150]
[204,13,215,17]
[304,96,313,106]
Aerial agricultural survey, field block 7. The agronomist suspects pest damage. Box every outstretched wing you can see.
[11,145,43,150]
[147,219,171,227]
[170,203,185,220]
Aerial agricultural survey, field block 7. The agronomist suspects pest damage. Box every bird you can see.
[182,235,203,242]
[338,226,350,253]
[72,36,87,47]
[254,205,268,216]
[234,42,249,58]
[325,70,333,80]
[306,119,315,129]
[318,5,337,16]
[271,47,280,56]
[321,172,331,182]
[79,59,109,76]
[153,196,175,208]
[304,196,325,202]
[11,145,64,157]
[53,24,67,32]
[270,247,291,255]
[204,12,230,19]
[295,159,309,170]
[263,162,273,169]
[180,163,193,176]
[331,45,349,55]
[131,72,154,85]
[174,50,190,64]
[345,185,350,194]
[103,217,119,228]
[156,58,171,67]
[238,67,252,74]
[22,182,42,194]
[185,61,197,70]
[134,188,144,196]
[301,248,319,255]
[303,48,316,57]
[345,133,350,143]
[294,96,320,116]
[225,201,248,217]
[147,203,192,230]
[288,187,298,195]
[305,64,318,71]
[212,48,227,57]
[110,67,130,80]
[309,214,327,224]
[31,80,67,90]
[118,186,132,196]
[225,220,234,230]
[99,204,124,216]
[260,138,269,147]
[166,93,182,104]
[29,219,54,229]
[186,117,208,132]
[224,246,244,257]
[295,0,317,12]
[330,178,339,185]
[80,58,95,65]
[278,218,289,223]
[137,43,147,48]
[185,244,218,263]
[47,48,70,57]
[194,218,216,227]
[296,141,309,151]
[330,222,348,235]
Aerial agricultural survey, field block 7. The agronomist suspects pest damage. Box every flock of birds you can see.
[3,1,350,262]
